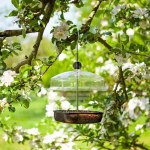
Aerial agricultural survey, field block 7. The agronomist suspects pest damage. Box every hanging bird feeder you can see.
[50,33,107,124]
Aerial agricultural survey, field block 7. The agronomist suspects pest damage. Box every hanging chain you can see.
[76,30,79,111]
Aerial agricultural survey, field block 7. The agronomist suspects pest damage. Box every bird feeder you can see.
[50,59,107,124]
[50,34,107,124]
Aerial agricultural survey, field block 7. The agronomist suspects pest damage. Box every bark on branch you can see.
[119,66,128,101]
[0,29,37,37]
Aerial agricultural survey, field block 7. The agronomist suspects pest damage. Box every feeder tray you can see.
[54,110,103,124]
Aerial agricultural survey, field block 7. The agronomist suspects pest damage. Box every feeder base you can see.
[54,110,103,124]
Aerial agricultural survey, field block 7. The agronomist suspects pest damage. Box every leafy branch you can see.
[13,0,56,72]
[42,0,104,75]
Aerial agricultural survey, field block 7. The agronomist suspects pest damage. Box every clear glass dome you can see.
[50,70,107,100]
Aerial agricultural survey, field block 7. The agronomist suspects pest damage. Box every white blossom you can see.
[122,62,147,79]
[91,1,97,7]
[112,5,125,16]
[14,126,23,131]
[122,62,134,71]
[96,56,103,63]
[126,28,134,36]
[127,97,140,119]
[45,102,56,117]
[139,20,150,29]
[29,139,40,149]
[3,133,9,141]
[53,22,69,41]
[132,62,146,74]
[43,133,54,144]
[96,45,101,51]
[13,133,23,142]
[139,97,149,110]
[61,101,71,109]
[115,54,130,66]
[101,20,108,26]
[95,59,117,75]
[43,129,68,144]
[132,8,148,18]
[0,70,16,87]
[37,87,47,97]
[60,142,74,150]
[127,97,149,119]
[47,90,59,101]
[58,53,67,61]
[91,148,98,150]
[0,98,9,112]
[21,90,31,100]
[25,128,39,135]
[135,124,143,131]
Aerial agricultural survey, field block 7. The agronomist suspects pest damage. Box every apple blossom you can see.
[53,22,69,41]
[135,124,143,131]
[37,87,47,97]
[13,133,24,142]
[0,70,16,87]
[112,5,125,16]
[132,8,148,18]
[139,20,150,29]
[25,128,40,136]
[0,98,9,112]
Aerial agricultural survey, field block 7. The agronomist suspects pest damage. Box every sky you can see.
[0,0,18,31]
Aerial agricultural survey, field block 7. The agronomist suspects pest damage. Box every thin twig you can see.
[42,54,61,75]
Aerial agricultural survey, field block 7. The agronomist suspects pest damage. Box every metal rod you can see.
[76,30,79,111]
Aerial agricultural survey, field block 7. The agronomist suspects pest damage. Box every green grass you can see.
[0,96,46,150]
[1,96,46,128]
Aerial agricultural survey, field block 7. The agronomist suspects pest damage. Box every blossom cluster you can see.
[45,90,74,117]
[43,129,75,150]
[126,97,149,119]
[3,125,75,150]
[112,4,150,29]
[0,70,16,87]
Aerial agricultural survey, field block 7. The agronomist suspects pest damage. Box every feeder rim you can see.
[54,110,103,114]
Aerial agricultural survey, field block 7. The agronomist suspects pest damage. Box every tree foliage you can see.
[0,0,150,149]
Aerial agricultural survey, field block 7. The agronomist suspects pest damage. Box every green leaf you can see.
[8,10,18,16]
[11,0,19,8]
[71,41,77,50]
[22,99,30,108]
[12,42,22,50]
[22,25,27,38]
[22,0,32,4]
[8,106,16,112]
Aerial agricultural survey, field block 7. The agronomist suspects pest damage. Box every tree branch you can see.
[67,0,102,42]
[119,66,128,101]
[97,36,112,50]
[0,29,37,37]
[14,0,56,72]
[113,66,128,108]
